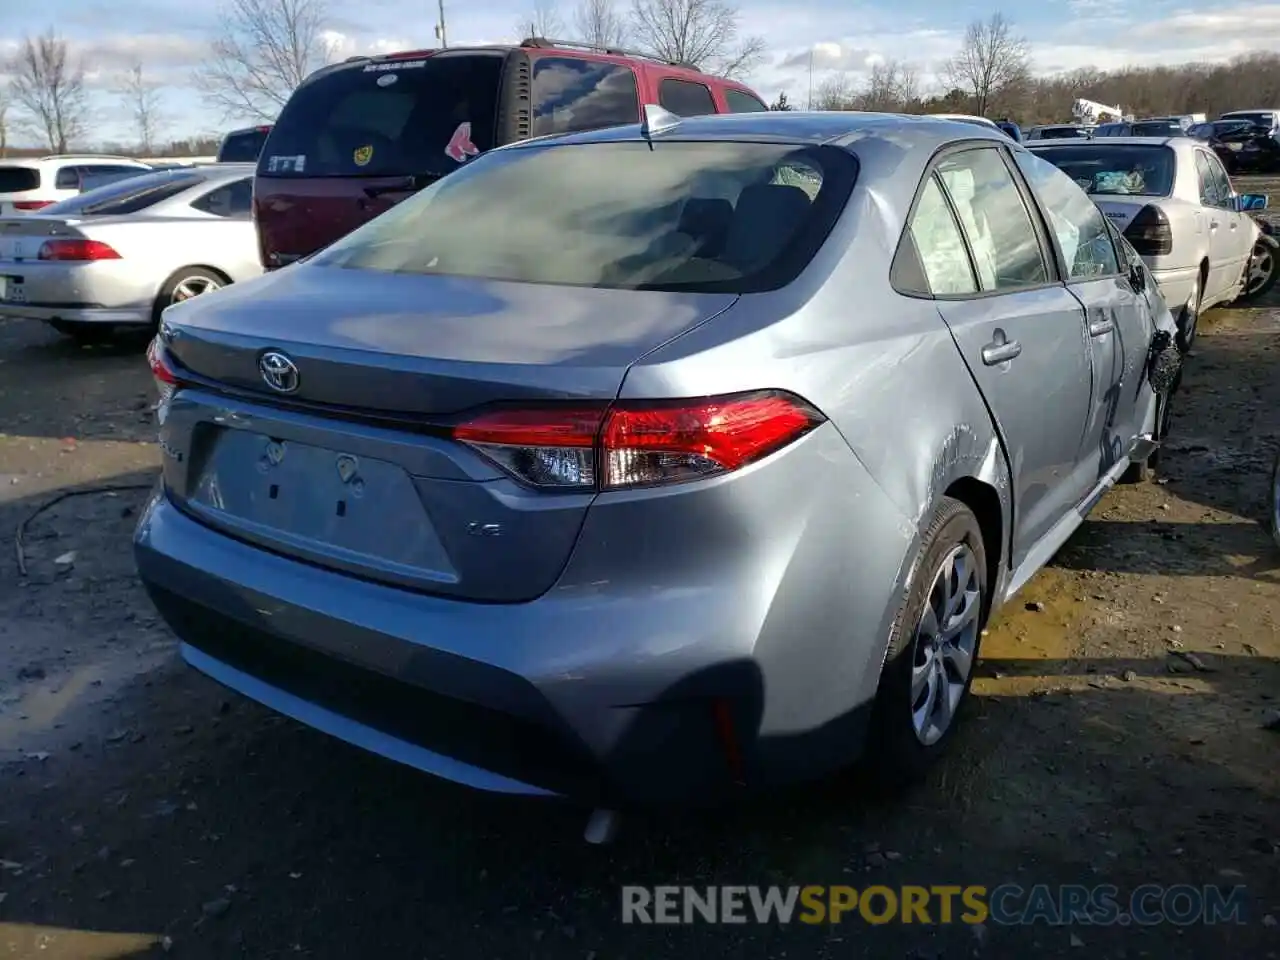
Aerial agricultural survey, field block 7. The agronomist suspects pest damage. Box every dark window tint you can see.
[1038,127,1085,140]
[1130,121,1182,137]
[55,166,82,189]
[1015,151,1120,279]
[42,171,203,216]
[191,178,253,217]
[725,89,767,113]
[1032,144,1175,197]
[260,53,504,178]
[217,129,270,162]
[1221,112,1276,129]
[314,141,857,294]
[659,78,716,117]
[0,166,41,192]
[532,57,639,135]
[935,147,1048,291]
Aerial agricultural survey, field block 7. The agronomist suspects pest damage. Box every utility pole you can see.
[435,0,448,47]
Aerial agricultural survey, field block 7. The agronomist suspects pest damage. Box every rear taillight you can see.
[38,239,121,261]
[146,336,182,410]
[452,390,825,491]
[13,200,53,211]
[1123,205,1173,257]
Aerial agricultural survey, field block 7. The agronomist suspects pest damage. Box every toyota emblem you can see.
[259,351,300,393]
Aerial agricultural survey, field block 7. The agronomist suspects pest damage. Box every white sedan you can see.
[1030,136,1267,349]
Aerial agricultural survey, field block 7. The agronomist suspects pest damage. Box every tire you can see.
[1178,270,1202,351]
[48,320,114,345]
[1238,237,1279,302]
[869,497,988,785]
[152,267,226,325]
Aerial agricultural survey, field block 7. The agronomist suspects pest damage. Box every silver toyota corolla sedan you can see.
[134,111,1181,813]
[0,164,261,343]
[1029,136,1267,350]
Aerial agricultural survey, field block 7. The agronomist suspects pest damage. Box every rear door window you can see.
[0,166,41,192]
[659,78,716,117]
[532,56,639,135]
[191,178,253,217]
[725,89,767,113]
[55,166,83,189]
[259,53,505,178]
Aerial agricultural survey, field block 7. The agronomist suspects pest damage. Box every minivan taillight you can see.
[38,239,121,261]
[1123,205,1173,257]
[452,391,826,491]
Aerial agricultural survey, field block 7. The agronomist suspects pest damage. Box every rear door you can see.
[1193,148,1237,300]
[1015,149,1151,476]
[1203,149,1255,289]
[914,145,1095,569]
[657,77,718,117]
[253,50,508,266]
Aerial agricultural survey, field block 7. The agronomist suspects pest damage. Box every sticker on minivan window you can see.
[445,123,479,163]
[363,60,427,73]
[353,145,373,167]
[376,73,398,87]
[266,154,306,173]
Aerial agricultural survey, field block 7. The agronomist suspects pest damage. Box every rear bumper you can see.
[0,261,155,325]
[134,424,915,806]
[1148,263,1198,311]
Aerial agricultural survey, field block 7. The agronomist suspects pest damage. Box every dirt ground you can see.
[1,183,1278,960]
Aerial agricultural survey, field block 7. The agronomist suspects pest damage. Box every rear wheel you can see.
[48,320,114,345]
[152,267,225,325]
[870,497,988,785]
[1239,238,1279,302]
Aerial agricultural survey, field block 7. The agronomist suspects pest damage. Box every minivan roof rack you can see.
[519,37,699,71]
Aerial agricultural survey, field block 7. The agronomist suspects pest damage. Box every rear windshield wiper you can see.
[362,173,442,199]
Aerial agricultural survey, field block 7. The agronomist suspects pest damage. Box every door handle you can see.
[981,337,1022,365]
[1209,219,1219,230]
[1088,316,1115,336]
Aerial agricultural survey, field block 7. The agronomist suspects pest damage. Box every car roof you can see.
[1029,136,1188,146]
[1221,109,1279,115]
[502,110,1010,153]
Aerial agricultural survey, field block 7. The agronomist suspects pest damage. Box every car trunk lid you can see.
[1091,196,1155,234]
[158,263,738,601]
[0,217,89,262]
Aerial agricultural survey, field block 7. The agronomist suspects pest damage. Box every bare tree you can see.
[813,73,857,111]
[8,31,88,154]
[518,0,564,39]
[116,63,166,154]
[941,12,1030,116]
[574,0,628,48]
[628,0,764,78]
[858,59,918,112]
[196,0,335,122]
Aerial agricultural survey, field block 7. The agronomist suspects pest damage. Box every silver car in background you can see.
[1030,136,1265,349]
[0,164,261,343]
[135,112,1179,814]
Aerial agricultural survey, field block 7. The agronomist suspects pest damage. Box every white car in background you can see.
[1029,135,1268,350]
[0,155,153,214]
[0,164,262,343]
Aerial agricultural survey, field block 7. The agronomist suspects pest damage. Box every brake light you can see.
[1123,205,1173,256]
[382,49,435,60]
[146,336,182,408]
[38,239,121,261]
[452,390,825,490]
[13,200,53,211]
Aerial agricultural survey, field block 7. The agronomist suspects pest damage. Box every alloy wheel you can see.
[910,543,982,746]
[1246,242,1275,296]
[172,275,221,303]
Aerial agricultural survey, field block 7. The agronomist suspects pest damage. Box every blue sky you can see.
[2,0,1277,146]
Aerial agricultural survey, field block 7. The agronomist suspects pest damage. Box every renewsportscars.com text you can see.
[621,884,1249,926]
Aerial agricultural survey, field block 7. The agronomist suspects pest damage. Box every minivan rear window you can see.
[259,52,505,179]
[0,167,40,192]
[312,141,857,294]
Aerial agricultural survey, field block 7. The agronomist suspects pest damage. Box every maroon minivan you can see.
[253,39,769,269]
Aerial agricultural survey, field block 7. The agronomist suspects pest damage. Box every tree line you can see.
[3,5,1280,155]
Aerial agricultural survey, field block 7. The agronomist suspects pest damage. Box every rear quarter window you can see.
[259,53,505,178]
[312,140,858,294]
[0,167,40,192]
[532,57,639,135]
[659,78,717,117]
[725,89,767,113]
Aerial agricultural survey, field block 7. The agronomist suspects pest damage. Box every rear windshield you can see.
[0,166,40,193]
[1038,127,1085,139]
[43,171,203,216]
[218,129,270,162]
[312,141,857,294]
[259,52,505,179]
[1033,144,1175,197]
[1221,112,1275,128]
[1130,121,1182,137]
